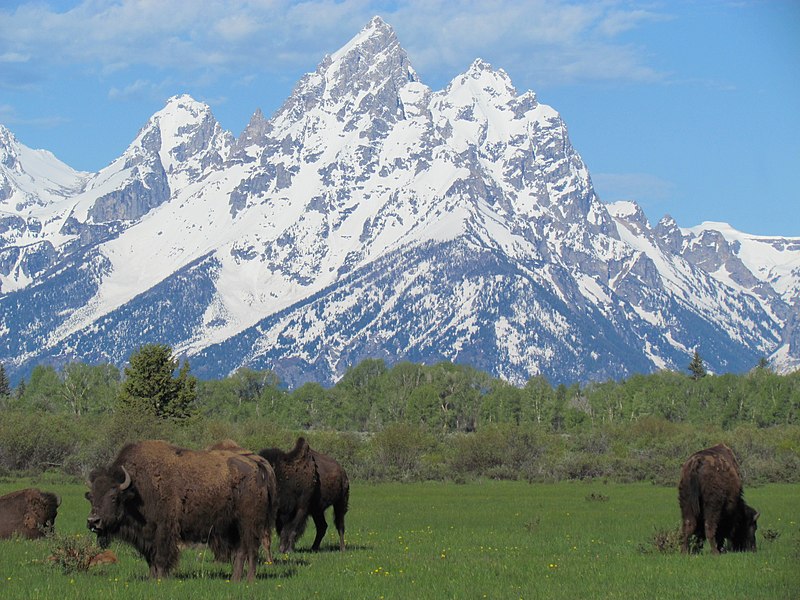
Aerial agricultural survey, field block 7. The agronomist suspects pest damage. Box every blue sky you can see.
[1,0,798,236]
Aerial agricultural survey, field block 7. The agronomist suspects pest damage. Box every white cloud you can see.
[107,78,166,102]
[0,0,670,88]
[592,172,675,204]
[0,52,30,63]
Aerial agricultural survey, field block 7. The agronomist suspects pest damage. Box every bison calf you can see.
[678,443,759,554]
[0,488,60,539]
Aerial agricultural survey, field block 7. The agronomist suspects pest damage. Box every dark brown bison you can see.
[678,443,759,554]
[0,488,60,539]
[258,437,321,553]
[309,447,349,551]
[86,439,275,581]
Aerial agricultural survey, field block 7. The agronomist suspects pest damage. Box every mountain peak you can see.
[272,16,417,130]
[467,58,494,73]
[445,58,517,104]
[0,124,20,169]
[329,15,396,63]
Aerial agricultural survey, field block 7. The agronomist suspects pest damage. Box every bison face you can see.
[86,466,133,545]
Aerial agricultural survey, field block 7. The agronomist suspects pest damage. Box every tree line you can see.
[0,345,797,485]
[2,345,798,431]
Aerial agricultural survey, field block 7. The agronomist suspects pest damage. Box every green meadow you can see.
[1,478,797,599]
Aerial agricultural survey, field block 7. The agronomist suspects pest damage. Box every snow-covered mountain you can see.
[1,16,798,386]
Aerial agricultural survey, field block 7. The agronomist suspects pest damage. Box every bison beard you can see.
[86,440,275,581]
[0,488,61,540]
[678,443,759,554]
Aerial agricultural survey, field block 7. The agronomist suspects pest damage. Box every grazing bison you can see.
[678,443,759,554]
[259,437,321,553]
[86,439,275,581]
[0,488,60,539]
[309,447,349,551]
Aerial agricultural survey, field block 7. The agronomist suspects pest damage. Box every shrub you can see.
[367,423,435,481]
[47,532,111,574]
[637,526,684,554]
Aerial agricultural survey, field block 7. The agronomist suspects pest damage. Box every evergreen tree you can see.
[118,344,197,420]
[0,363,10,398]
[688,350,707,380]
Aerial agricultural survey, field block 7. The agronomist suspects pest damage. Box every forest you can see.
[1,345,798,485]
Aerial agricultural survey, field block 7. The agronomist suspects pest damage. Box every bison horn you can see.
[119,466,132,490]
[55,494,62,507]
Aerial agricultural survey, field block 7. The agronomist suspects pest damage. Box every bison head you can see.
[731,504,759,552]
[85,465,133,547]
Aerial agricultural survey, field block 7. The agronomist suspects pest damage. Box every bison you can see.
[678,443,759,554]
[258,440,349,552]
[0,488,60,539]
[309,447,349,551]
[259,437,321,553]
[205,439,278,563]
[86,439,275,581]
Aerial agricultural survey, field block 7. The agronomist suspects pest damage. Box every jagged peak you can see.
[329,15,396,63]
[607,200,650,229]
[321,15,417,88]
[153,94,215,123]
[233,107,270,157]
[445,58,517,105]
[0,125,20,167]
[272,16,417,128]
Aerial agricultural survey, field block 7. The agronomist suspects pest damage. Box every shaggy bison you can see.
[678,443,759,554]
[259,437,320,553]
[0,488,60,539]
[86,439,275,580]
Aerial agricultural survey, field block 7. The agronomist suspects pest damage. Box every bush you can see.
[47,532,114,573]
[0,412,81,473]
[366,423,436,481]
[637,526,684,554]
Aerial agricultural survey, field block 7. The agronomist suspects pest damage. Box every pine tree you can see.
[118,344,197,420]
[688,350,707,380]
[0,363,10,398]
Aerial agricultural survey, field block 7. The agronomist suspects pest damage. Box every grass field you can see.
[1,478,798,599]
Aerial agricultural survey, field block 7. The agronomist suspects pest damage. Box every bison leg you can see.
[681,517,697,554]
[279,528,293,553]
[310,509,328,551]
[262,530,273,564]
[280,509,310,553]
[246,546,258,582]
[231,550,245,582]
[333,503,346,551]
[146,528,180,579]
[705,521,721,555]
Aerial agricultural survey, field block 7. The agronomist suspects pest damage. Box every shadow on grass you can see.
[292,542,370,554]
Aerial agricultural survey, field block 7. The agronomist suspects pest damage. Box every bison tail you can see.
[681,461,702,518]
